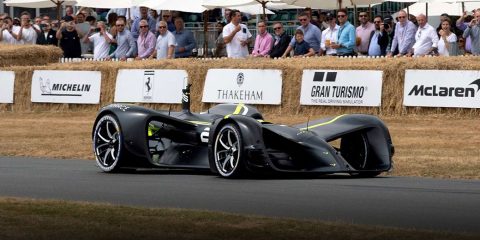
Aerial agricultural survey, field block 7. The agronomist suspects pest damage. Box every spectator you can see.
[320,13,339,56]
[269,22,291,58]
[282,29,315,58]
[161,10,176,32]
[409,14,438,57]
[463,10,480,55]
[75,13,91,54]
[457,12,473,54]
[438,19,458,56]
[222,9,252,58]
[251,21,273,57]
[356,11,375,55]
[64,6,74,19]
[41,15,50,22]
[77,7,97,20]
[173,17,196,58]
[331,9,356,56]
[108,18,135,60]
[56,16,81,58]
[215,22,227,57]
[286,12,322,54]
[135,19,156,60]
[368,15,389,56]
[150,21,175,59]
[36,20,57,46]
[384,16,396,55]
[0,17,17,44]
[436,13,462,37]
[15,11,37,44]
[83,21,113,60]
[387,10,416,57]
[131,7,156,39]
[223,9,232,24]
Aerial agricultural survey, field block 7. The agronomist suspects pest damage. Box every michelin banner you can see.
[114,69,187,103]
[0,71,15,103]
[31,70,101,104]
[202,69,282,105]
[404,70,480,108]
[300,70,383,106]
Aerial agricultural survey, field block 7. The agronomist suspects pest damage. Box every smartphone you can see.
[242,28,246,33]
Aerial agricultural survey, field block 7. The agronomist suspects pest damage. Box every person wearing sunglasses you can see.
[387,10,417,57]
[320,13,339,56]
[356,12,375,55]
[135,19,156,60]
[150,21,176,59]
[367,15,389,56]
[286,12,322,55]
[269,22,291,58]
[131,7,156,40]
[108,18,135,61]
[330,9,356,56]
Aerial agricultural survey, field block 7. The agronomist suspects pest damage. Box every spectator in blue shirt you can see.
[282,29,315,58]
[174,17,196,58]
[284,12,322,55]
[131,7,156,40]
[331,9,356,56]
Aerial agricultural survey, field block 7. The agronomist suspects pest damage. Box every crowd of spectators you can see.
[1,6,479,60]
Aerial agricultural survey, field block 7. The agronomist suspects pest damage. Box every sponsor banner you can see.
[404,70,480,108]
[0,71,15,103]
[31,70,101,104]
[300,70,383,106]
[114,69,186,103]
[202,69,282,105]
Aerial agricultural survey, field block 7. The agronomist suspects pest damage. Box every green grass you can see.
[0,198,478,240]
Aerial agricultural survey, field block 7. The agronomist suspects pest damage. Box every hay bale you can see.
[0,44,62,67]
[1,56,479,116]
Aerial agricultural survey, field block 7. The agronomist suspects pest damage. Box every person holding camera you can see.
[222,9,252,58]
[14,12,37,45]
[0,17,17,44]
[463,10,480,55]
[367,15,389,56]
[36,20,57,46]
[83,21,113,60]
[56,16,81,58]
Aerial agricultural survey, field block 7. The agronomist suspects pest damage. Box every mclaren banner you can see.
[31,70,101,104]
[114,69,186,103]
[404,70,480,108]
[300,70,383,106]
[202,69,282,105]
[0,71,15,103]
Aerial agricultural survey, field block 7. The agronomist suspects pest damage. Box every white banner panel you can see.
[300,70,383,106]
[31,70,101,104]
[404,70,480,108]
[0,71,15,103]
[202,69,282,105]
[114,69,186,103]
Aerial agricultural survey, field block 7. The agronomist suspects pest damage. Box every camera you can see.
[95,27,101,32]
[39,24,47,29]
[383,23,390,29]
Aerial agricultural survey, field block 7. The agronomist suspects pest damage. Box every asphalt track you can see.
[0,157,479,234]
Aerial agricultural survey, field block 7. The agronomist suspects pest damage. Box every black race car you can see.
[92,85,394,178]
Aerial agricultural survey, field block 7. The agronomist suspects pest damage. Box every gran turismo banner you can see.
[202,69,282,105]
[0,71,15,103]
[31,70,101,104]
[300,70,383,106]
[114,69,187,103]
[404,70,480,108]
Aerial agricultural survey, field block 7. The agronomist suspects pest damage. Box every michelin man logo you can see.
[39,77,51,94]
[236,72,244,87]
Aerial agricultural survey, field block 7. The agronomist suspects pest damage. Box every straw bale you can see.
[0,44,62,67]
[1,56,480,117]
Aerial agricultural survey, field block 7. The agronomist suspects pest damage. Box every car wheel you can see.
[340,132,380,177]
[213,124,245,178]
[93,114,123,172]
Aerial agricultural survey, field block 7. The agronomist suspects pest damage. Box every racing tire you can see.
[340,132,380,178]
[212,123,247,178]
[93,114,125,173]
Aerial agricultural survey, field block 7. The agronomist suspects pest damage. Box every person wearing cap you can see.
[320,13,339,56]
[56,15,82,58]
[387,10,417,57]
[356,11,375,55]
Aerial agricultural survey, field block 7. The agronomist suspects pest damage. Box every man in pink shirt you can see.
[251,21,273,57]
[356,12,375,55]
[135,19,156,60]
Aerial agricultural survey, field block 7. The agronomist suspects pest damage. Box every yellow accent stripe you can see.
[233,103,245,114]
[300,114,347,131]
[188,121,211,126]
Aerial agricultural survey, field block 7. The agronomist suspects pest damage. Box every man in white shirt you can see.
[408,14,439,57]
[150,21,176,59]
[222,10,252,58]
[83,21,113,60]
[320,13,339,56]
[0,17,17,44]
[15,12,37,44]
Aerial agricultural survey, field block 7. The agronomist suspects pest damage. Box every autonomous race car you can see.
[92,86,394,178]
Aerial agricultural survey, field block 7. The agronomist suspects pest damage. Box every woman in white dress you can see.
[437,19,458,56]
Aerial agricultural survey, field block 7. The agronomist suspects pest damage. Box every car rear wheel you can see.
[93,114,123,172]
[213,124,245,178]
